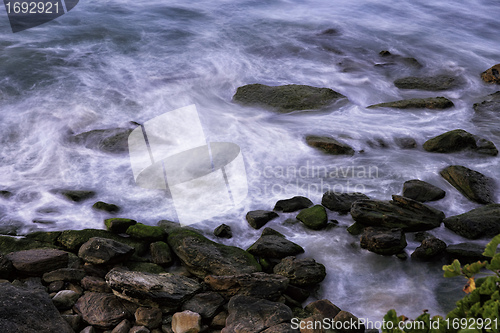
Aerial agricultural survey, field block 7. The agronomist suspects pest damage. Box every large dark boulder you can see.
[167,228,261,278]
[273,256,326,287]
[440,165,496,204]
[274,196,313,212]
[360,227,407,255]
[481,64,500,84]
[322,191,370,213]
[6,248,69,276]
[246,210,279,229]
[0,235,58,255]
[0,283,74,333]
[368,97,454,109]
[351,195,445,232]
[444,204,500,239]
[296,205,328,230]
[394,75,463,91]
[423,129,498,156]
[247,228,304,259]
[78,237,134,265]
[233,84,346,112]
[305,135,355,155]
[411,237,447,261]
[402,180,446,202]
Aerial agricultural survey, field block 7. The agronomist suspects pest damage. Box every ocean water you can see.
[0,0,499,322]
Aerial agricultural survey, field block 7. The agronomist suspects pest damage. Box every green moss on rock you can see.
[296,205,328,230]
[126,223,166,241]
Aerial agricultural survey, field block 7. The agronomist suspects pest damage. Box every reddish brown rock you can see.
[6,249,69,275]
[481,64,500,84]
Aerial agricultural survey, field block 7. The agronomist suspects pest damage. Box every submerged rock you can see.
[274,196,313,212]
[411,237,447,261]
[233,84,346,112]
[446,243,489,263]
[305,135,355,155]
[351,195,445,232]
[423,129,498,156]
[54,189,96,203]
[444,204,500,239]
[68,127,133,154]
[92,201,120,213]
[394,75,463,91]
[440,165,496,204]
[296,205,328,230]
[273,256,326,287]
[213,224,232,239]
[481,64,500,84]
[402,179,446,202]
[394,136,417,149]
[246,210,279,229]
[322,191,370,213]
[247,228,304,259]
[360,227,407,255]
[368,97,454,109]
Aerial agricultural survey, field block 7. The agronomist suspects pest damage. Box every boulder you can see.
[411,238,447,261]
[440,165,495,204]
[181,292,225,319]
[481,64,500,84]
[213,224,232,239]
[296,205,328,230]
[0,283,74,333]
[360,227,407,255]
[81,276,112,293]
[204,272,289,301]
[149,241,173,266]
[42,268,86,283]
[6,248,69,275]
[246,210,279,229]
[105,268,202,310]
[126,223,166,241]
[402,180,446,202]
[305,299,341,319]
[274,196,313,212]
[443,204,500,239]
[172,310,201,333]
[74,291,136,329]
[167,228,261,278]
[423,129,498,156]
[394,136,417,149]
[105,218,137,234]
[222,295,293,333]
[135,307,162,329]
[56,190,96,203]
[394,75,462,91]
[233,84,346,112]
[78,237,134,265]
[273,256,326,287]
[68,127,133,154]
[351,195,445,232]
[305,136,354,155]
[321,192,370,213]
[446,243,488,264]
[368,97,454,109]
[92,201,120,213]
[247,228,304,259]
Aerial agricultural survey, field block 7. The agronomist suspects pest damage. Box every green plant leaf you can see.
[443,259,463,278]
[483,234,500,257]
[462,261,487,278]
[486,254,500,271]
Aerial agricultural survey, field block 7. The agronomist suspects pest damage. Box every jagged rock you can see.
[204,272,289,301]
[0,283,74,333]
[402,180,446,202]
[423,129,498,156]
[135,307,162,329]
[296,205,328,230]
[182,292,225,319]
[446,243,488,264]
[222,295,293,333]
[150,241,173,266]
[68,127,133,154]
[43,268,86,283]
[440,165,495,204]
[52,290,80,310]
[273,256,326,287]
[411,238,447,261]
[105,268,202,311]
[92,201,120,213]
[172,310,201,333]
[394,75,463,91]
[481,64,500,84]
[247,228,304,259]
[78,237,134,265]
[368,97,454,109]
[6,248,69,275]
[105,218,137,234]
[306,136,355,155]
[360,227,407,255]
[213,224,232,239]
[126,223,166,241]
[322,192,370,213]
[167,228,261,278]
[74,292,137,329]
[351,195,445,232]
[233,84,346,112]
[444,204,500,239]
[246,210,279,229]
[274,196,313,212]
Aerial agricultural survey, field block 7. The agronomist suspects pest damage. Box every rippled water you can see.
[0,0,499,321]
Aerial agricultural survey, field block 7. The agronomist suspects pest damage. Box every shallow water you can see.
[0,0,499,321]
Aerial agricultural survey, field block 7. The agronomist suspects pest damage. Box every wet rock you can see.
[6,248,69,275]
[481,64,500,84]
[333,310,365,333]
[446,243,488,264]
[126,223,166,241]
[394,136,417,149]
[274,196,313,212]
[52,289,80,310]
[296,205,328,230]
[112,319,132,333]
[411,237,447,261]
[74,292,136,329]
[25,231,62,245]
[305,299,341,319]
[68,127,133,154]
[105,218,137,234]
[233,84,346,112]
[0,283,74,333]
[360,227,407,255]
[150,241,173,266]
[0,236,57,255]
[444,204,500,239]
[172,310,201,333]
[247,228,304,259]
[92,201,120,213]
[322,192,370,214]
[55,189,96,203]
[347,222,366,236]
[81,275,112,293]
[368,97,454,109]
[182,292,225,319]
[402,180,446,202]
[105,268,202,310]
[394,75,463,91]
[351,195,445,232]
[305,136,354,155]
[246,210,279,229]
[273,256,326,287]
[213,224,232,239]
[43,268,86,283]
[167,228,261,278]
[423,129,498,156]
[204,272,289,301]
[440,165,495,204]
[135,307,163,329]
[78,237,134,265]
[223,295,293,333]
[377,51,422,68]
